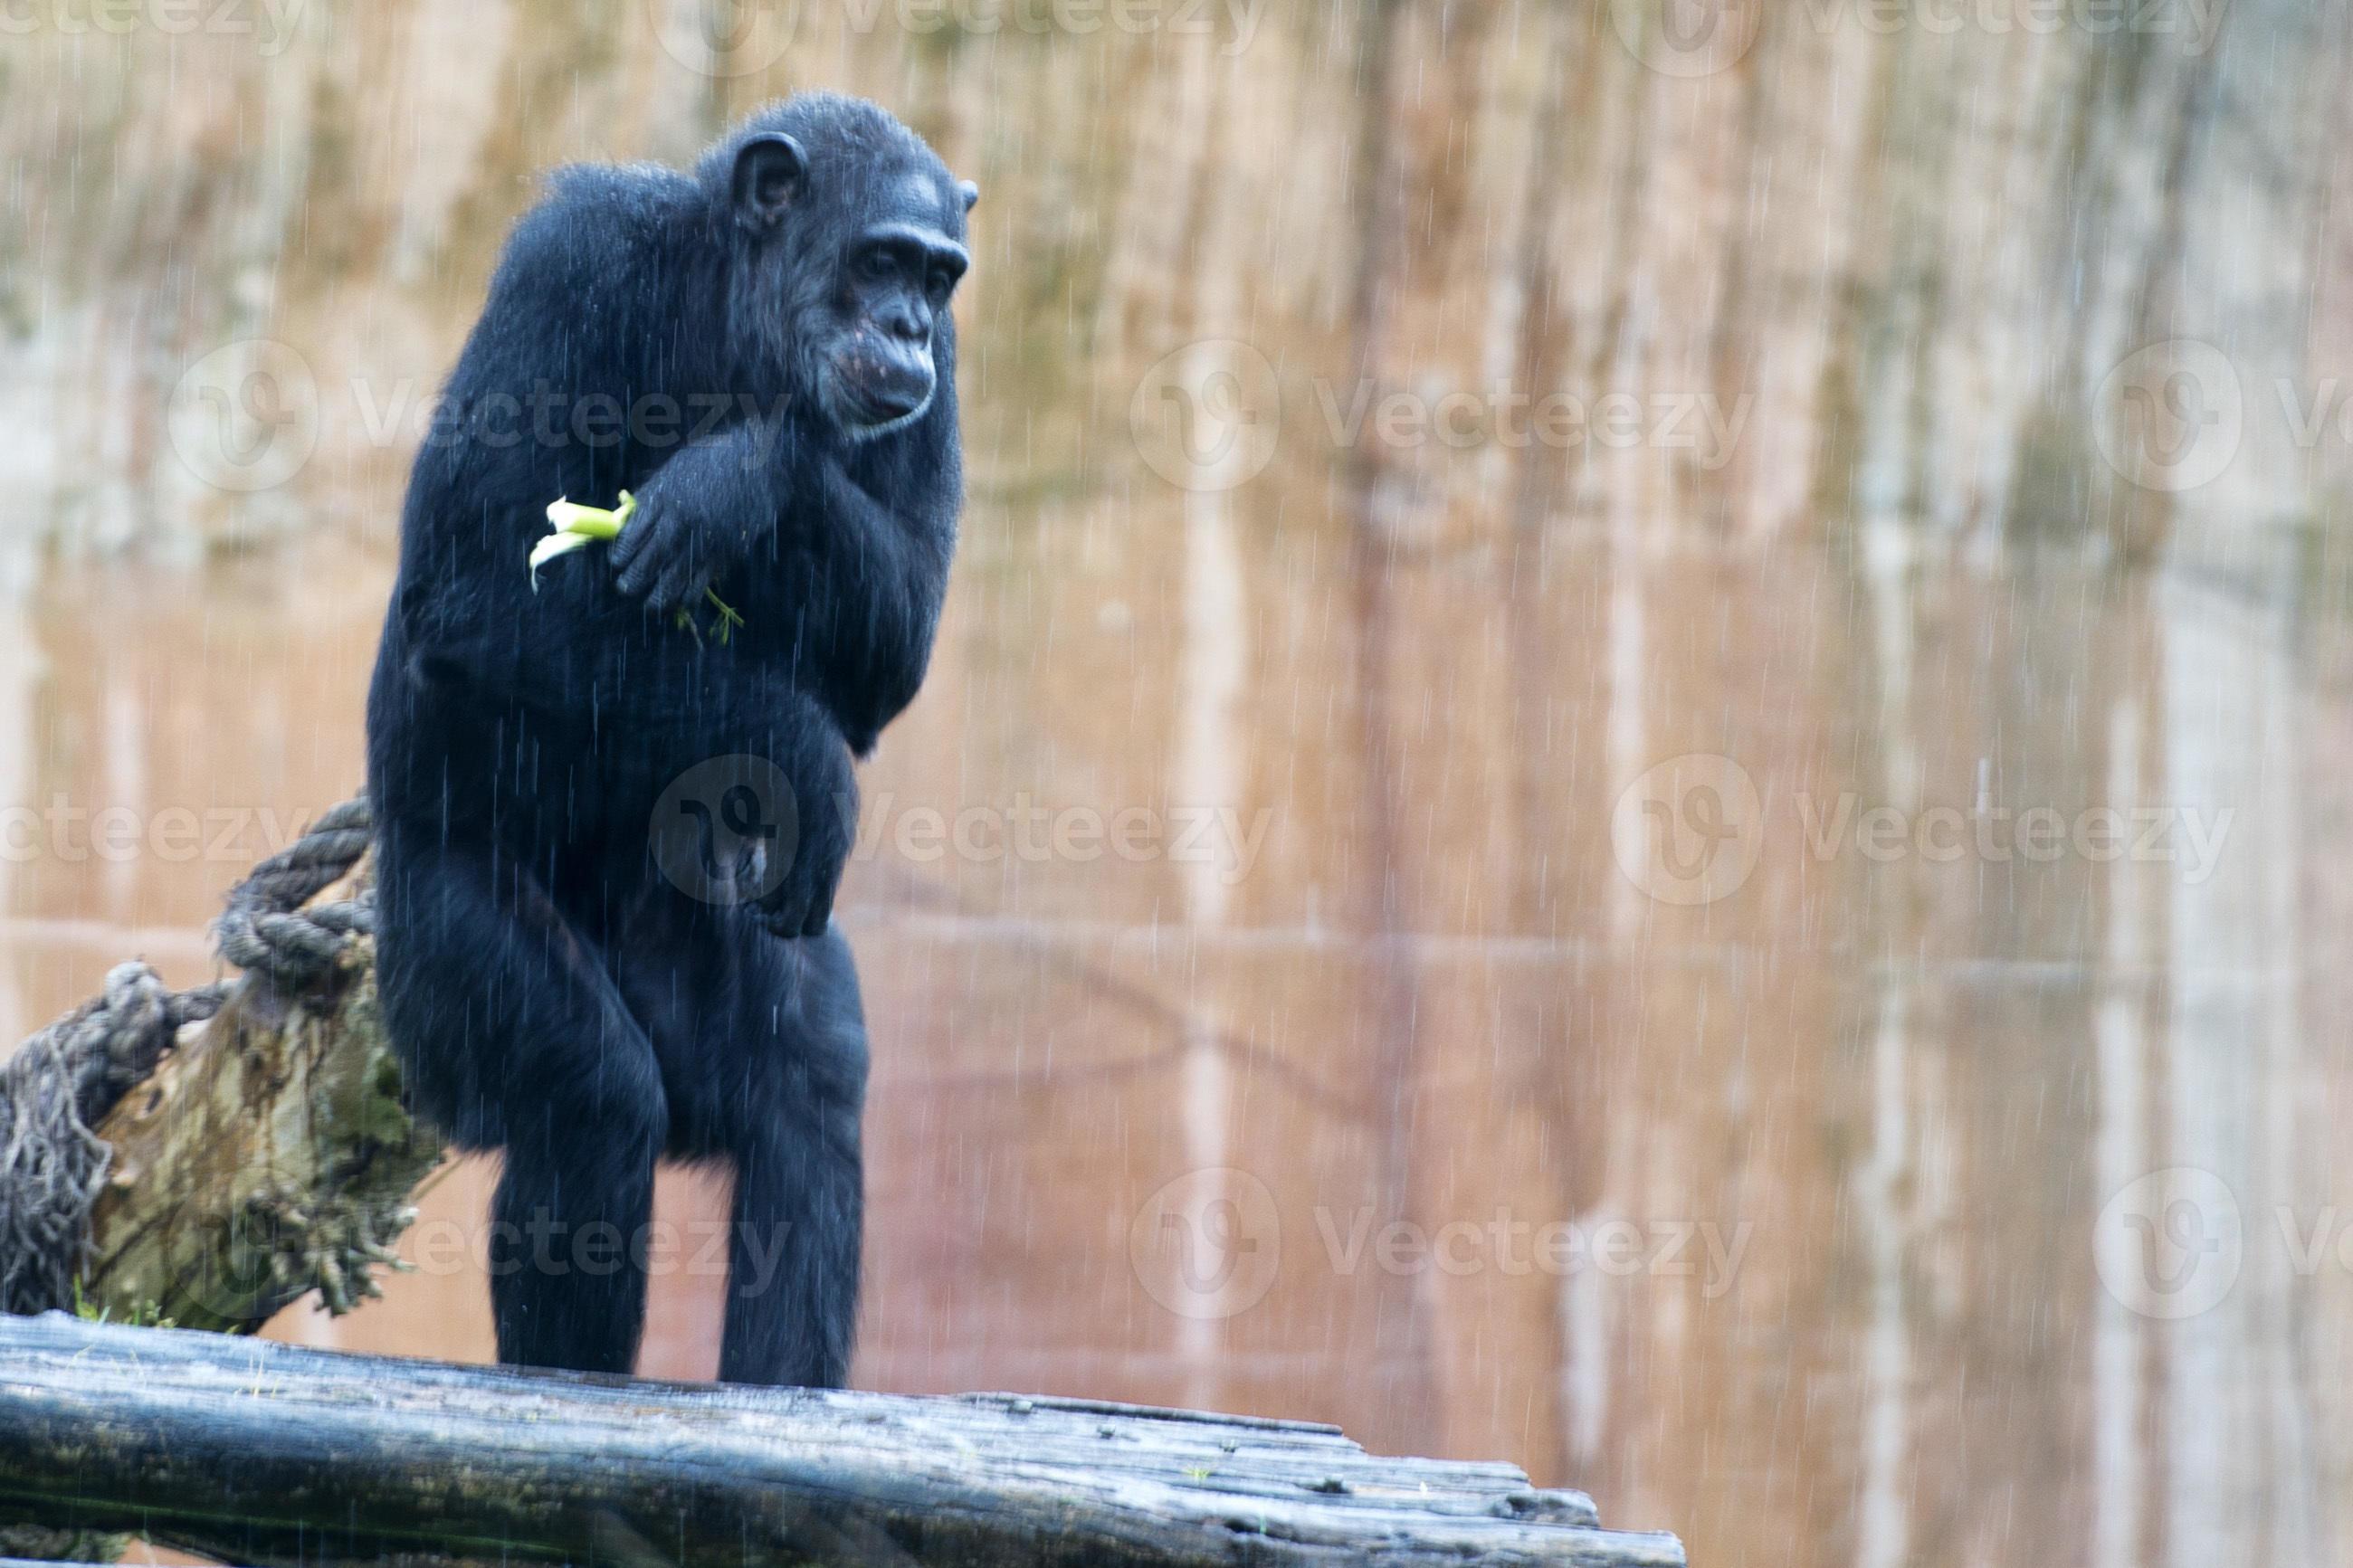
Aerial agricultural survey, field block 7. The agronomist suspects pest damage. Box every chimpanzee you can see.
[365,94,973,1386]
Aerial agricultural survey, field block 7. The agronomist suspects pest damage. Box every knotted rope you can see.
[0,796,375,1316]
[213,796,376,986]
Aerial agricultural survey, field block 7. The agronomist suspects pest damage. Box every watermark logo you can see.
[1316,1209,1753,1295]
[1611,752,1766,907]
[649,755,800,907]
[847,793,1272,882]
[1130,338,1281,493]
[1605,0,2222,71]
[1128,1167,1281,1321]
[1795,795,2232,881]
[2094,1165,2241,1321]
[647,0,802,77]
[1607,0,1765,77]
[0,797,334,867]
[167,338,319,494]
[1311,382,1750,465]
[0,0,307,52]
[1609,757,2236,906]
[645,0,1265,73]
[2094,337,2242,493]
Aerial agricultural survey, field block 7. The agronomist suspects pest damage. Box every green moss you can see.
[72,1280,177,1330]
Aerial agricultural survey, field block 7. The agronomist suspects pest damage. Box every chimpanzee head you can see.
[709,95,976,442]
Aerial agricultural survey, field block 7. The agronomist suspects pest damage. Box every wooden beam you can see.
[0,1314,1683,1567]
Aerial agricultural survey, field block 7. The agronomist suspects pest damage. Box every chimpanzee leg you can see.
[490,1099,665,1375]
[375,820,669,1375]
[623,912,869,1387]
[719,924,869,1386]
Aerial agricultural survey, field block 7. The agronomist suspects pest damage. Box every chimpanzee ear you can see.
[732,133,806,229]
[957,179,979,213]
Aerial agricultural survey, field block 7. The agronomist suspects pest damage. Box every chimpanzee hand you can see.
[612,427,786,617]
[747,736,854,941]
[749,847,841,940]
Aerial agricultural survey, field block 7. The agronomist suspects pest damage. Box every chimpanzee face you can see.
[732,133,976,442]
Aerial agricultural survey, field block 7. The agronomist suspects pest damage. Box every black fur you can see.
[365,94,969,1386]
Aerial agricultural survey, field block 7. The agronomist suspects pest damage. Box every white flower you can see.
[529,490,636,588]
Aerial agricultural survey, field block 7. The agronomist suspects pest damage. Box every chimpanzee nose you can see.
[882,300,930,343]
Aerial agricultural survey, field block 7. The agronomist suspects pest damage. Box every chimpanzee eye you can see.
[854,248,897,283]
[926,267,953,300]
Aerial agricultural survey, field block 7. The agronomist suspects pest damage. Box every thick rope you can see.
[214,795,376,985]
[0,797,374,1316]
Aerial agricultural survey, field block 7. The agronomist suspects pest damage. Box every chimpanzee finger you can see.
[613,512,677,597]
[614,494,691,584]
[612,526,653,593]
[647,550,708,618]
[609,503,653,576]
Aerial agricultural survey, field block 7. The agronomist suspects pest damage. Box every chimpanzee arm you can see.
[611,415,801,615]
[610,412,957,750]
[798,449,958,751]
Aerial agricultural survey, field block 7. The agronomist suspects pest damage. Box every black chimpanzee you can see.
[365,94,973,1386]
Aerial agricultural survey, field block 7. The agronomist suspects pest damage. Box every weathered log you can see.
[78,909,443,1335]
[0,799,434,1335]
[0,1313,1684,1567]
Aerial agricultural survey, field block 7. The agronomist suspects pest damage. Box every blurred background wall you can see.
[5,4,2353,1566]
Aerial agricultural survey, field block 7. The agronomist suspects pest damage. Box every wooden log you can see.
[0,1313,1684,1568]
[77,920,443,1334]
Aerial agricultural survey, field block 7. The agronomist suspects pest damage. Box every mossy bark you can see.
[78,928,441,1335]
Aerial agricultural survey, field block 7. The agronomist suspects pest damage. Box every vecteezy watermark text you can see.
[1606,0,2222,81]
[0,0,305,52]
[845,792,1272,880]
[1613,752,2236,907]
[1314,1208,1753,1296]
[2096,1165,2353,1324]
[1128,1167,1757,1322]
[1312,383,1752,463]
[363,385,797,461]
[1129,335,1757,493]
[1792,794,2233,880]
[645,0,1266,77]
[0,798,330,866]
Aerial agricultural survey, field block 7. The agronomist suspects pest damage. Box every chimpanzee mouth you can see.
[827,365,933,438]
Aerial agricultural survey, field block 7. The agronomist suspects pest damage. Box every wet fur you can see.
[366,94,966,1386]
